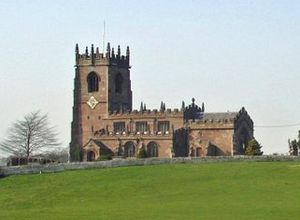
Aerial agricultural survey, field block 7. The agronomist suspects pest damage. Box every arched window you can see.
[124,141,135,157]
[115,73,123,94]
[147,142,159,157]
[87,72,99,92]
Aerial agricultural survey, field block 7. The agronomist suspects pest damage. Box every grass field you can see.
[1,161,300,219]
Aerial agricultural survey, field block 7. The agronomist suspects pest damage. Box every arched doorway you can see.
[147,142,159,157]
[196,147,204,157]
[124,141,135,157]
[87,151,96,161]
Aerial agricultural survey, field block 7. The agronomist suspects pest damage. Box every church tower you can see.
[70,42,132,161]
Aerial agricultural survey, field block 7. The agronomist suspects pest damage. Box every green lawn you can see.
[1,162,300,219]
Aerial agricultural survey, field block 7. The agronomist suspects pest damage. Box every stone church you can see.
[70,42,254,162]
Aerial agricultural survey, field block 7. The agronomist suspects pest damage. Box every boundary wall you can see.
[1,156,300,177]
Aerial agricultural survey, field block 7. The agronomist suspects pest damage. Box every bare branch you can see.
[0,110,61,158]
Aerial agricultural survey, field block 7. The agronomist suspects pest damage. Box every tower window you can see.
[87,72,99,92]
[115,73,123,94]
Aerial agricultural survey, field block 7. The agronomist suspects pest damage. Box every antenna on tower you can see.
[102,20,106,53]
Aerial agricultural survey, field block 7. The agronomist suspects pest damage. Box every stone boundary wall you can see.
[1,155,300,177]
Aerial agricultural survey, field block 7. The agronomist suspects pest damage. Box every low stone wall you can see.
[1,155,300,177]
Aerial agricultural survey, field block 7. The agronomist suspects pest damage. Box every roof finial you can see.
[106,42,111,58]
[181,101,185,111]
[112,47,115,58]
[75,44,79,64]
[160,102,166,112]
[85,46,89,57]
[126,46,130,57]
[126,46,130,65]
[117,45,121,59]
[75,43,79,54]
[91,44,94,53]
[140,101,144,112]
[91,44,94,64]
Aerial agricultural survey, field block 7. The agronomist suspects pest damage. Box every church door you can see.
[87,151,96,161]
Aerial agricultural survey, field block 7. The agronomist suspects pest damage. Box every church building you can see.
[69,42,254,161]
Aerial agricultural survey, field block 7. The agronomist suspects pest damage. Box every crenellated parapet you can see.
[94,129,173,138]
[188,118,235,125]
[186,109,240,131]
[187,117,235,130]
[75,42,130,68]
[108,108,183,119]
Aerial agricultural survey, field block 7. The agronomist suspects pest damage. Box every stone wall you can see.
[1,156,300,177]
[188,129,234,156]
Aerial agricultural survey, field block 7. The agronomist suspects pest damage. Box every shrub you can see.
[245,138,263,156]
[97,154,112,161]
[136,147,147,158]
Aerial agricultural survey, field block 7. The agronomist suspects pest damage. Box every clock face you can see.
[87,96,99,109]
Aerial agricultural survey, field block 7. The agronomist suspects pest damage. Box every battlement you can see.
[187,118,235,130]
[108,108,183,118]
[188,118,235,125]
[94,129,173,139]
[186,110,240,130]
[75,42,130,68]
[107,98,205,119]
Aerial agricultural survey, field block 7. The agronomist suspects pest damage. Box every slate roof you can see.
[201,112,238,121]
[83,139,113,154]
[92,140,114,154]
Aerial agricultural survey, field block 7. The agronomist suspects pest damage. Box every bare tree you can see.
[43,147,69,163]
[0,111,60,159]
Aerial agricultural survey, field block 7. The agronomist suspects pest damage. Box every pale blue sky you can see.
[0,0,300,155]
